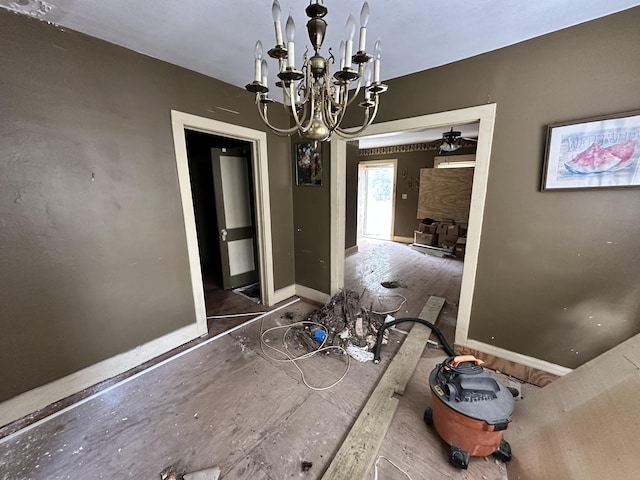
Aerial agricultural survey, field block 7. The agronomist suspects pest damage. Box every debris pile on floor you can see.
[293,289,390,354]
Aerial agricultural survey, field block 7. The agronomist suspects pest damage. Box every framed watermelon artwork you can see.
[542,110,640,190]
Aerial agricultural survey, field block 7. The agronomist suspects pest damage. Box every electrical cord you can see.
[373,456,414,480]
[361,294,408,315]
[259,319,351,391]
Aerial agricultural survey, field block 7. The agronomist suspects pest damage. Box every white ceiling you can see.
[3,0,639,146]
[358,123,479,149]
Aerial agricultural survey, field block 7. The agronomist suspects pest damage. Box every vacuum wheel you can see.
[492,439,512,463]
[423,407,434,427]
[449,446,469,469]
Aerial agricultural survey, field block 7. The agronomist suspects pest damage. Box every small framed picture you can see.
[295,142,322,186]
[542,110,640,191]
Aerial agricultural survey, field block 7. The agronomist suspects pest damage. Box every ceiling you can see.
[3,0,639,146]
[358,123,479,149]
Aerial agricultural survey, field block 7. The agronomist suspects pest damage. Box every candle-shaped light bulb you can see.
[339,40,346,69]
[285,15,296,68]
[272,0,283,46]
[344,14,356,67]
[261,59,269,86]
[373,38,381,82]
[271,0,281,22]
[363,65,371,101]
[254,40,263,82]
[358,2,369,52]
[360,2,370,26]
[285,15,295,42]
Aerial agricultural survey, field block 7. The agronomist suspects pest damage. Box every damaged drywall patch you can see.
[8,0,53,17]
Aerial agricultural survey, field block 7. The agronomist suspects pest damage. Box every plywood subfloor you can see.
[506,333,640,480]
[0,239,503,479]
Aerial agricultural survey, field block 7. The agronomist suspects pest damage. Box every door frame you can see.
[357,159,398,241]
[331,104,505,358]
[333,104,570,375]
[171,110,275,334]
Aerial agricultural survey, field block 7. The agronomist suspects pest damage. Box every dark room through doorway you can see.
[184,130,265,331]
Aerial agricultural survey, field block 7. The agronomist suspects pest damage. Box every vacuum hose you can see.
[373,317,455,363]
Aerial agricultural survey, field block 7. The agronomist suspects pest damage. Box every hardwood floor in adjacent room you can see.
[345,238,464,345]
[1,239,519,479]
[201,271,270,337]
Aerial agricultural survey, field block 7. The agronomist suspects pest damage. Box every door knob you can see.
[221,229,228,242]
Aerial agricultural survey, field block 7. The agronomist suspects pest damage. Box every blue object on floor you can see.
[313,329,326,342]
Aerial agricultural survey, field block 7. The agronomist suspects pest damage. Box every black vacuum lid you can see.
[429,358,514,426]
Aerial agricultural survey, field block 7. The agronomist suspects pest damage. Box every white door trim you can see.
[333,105,538,365]
[330,139,346,296]
[170,110,275,323]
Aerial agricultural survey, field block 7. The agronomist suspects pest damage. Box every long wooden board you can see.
[321,296,446,480]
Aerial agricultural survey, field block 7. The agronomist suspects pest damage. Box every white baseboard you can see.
[393,236,414,244]
[461,339,573,377]
[295,284,330,304]
[345,245,359,256]
[271,284,297,304]
[0,322,205,428]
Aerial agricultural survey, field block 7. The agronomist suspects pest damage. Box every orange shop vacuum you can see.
[374,318,517,470]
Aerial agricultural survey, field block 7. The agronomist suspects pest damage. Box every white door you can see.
[211,147,259,290]
[358,161,396,241]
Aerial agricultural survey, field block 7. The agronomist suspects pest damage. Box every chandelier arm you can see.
[333,97,380,139]
[299,65,313,105]
[296,99,310,126]
[324,72,343,111]
[324,92,348,132]
[281,81,295,114]
[320,76,342,131]
[345,76,365,108]
[340,64,365,108]
[256,96,300,136]
[325,72,352,130]
[289,79,314,134]
[321,95,338,132]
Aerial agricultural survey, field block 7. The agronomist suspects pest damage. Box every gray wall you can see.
[292,142,331,292]
[351,8,640,368]
[0,10,294,402]
[344,142,360,250]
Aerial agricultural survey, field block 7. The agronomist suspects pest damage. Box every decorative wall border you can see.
[360,140,476,156]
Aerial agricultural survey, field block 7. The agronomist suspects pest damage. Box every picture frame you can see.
[295,142,323,186]
[541,110,640,191]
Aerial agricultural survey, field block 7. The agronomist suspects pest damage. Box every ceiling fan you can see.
[439,127,478,153]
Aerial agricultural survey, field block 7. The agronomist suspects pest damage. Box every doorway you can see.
[170,110,276,336]
[357,160,397,241]
[184,131,262,320]
[330,104,497,354]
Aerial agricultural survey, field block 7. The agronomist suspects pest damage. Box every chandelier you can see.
[246,0,387,142]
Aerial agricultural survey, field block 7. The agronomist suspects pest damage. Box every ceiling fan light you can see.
[440,142,459,152]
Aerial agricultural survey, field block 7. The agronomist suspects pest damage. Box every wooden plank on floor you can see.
[321,296,445,480]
